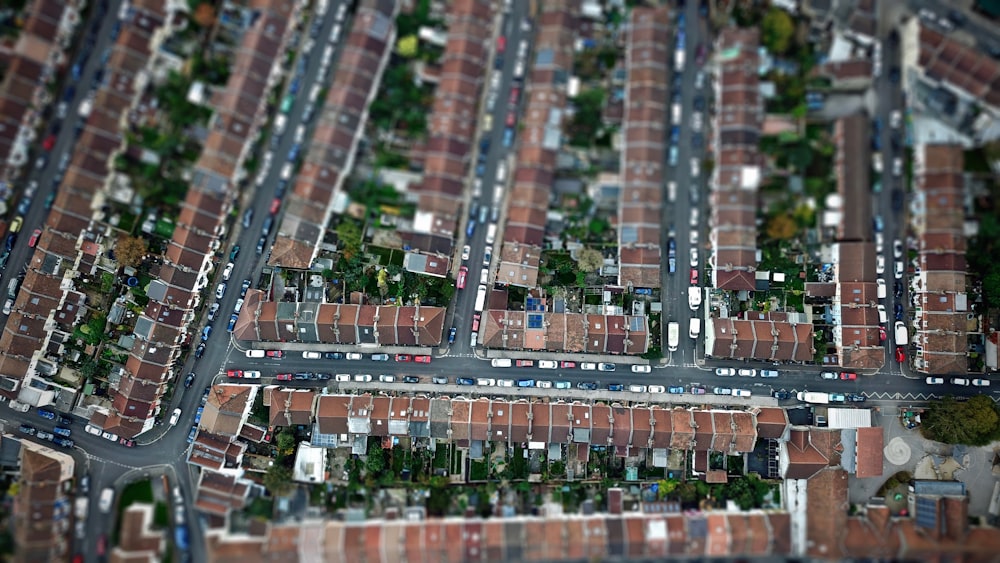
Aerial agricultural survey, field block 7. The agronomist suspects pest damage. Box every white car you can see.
[630,365,651,373]
[346,353,363,360]
[215,283,227,299]
[302,351,321,359]
[689,208,699,228]
[378,374,396,383]
[538,360,557,369]
[715,368,736,376]
[689,248,698,267]
[893,239,903,259]
[353,374,372,382]
[628,384,647,393]
[335,374,350,382]
[760,370,779,378]
[648,385,665,393]
[925,377,945,385]
[972,379,991,387]
[876,255,885,274]
[85,424,103,436]
[554,381,571,389]
[580,362,597,371]
[690,158,700,178]
[102,431,119,442]
[732,389,752,398]
[536,380,552,389]
[738,369,756,377]
[2,299,12,315]
[169,408,181,426]
[894,261,904,279]
[691,112,703,132]
[497,379,514,387]
[821,371,838,380]
[242,371,261,379]
[461,245,471,261]
[951,378,970,386]
[476,378,496,386]
[892,157,903,177]
[890,110,902,129]
[875,232,884,253]
[222,262,234,281]
[877,279,887,299]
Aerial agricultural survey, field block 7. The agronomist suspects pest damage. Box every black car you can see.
[891,189,904,212]
[577,381,598,391]
[184,372,196,388]
[58,415,73,426]
[693,96,705,111]
[293,373,311,380]
[324,352,343,360]
[403,376,420,384]
[456,378,474,385]
[894,281,903,299]
[19,424,36,435]
[773,391,791,400]
[194,342,206,359]
[230,245,240,261]
[316,373,332,380]
[894,303,904,320]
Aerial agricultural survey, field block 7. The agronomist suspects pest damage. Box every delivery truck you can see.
[797,392,830,405]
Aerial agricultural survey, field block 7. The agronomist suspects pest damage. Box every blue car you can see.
[457,378,474,385]
[227,314,238,332]
[186,426,197,443]
[54,426,72,437]
[201,326,212,342]
[503,128,514,148]
[608,383,624,392]
[448,327,457,344]
[516,379,535,388]
[52,437,74,448]
[466,220,476,237]
[37,408,56,421]
[668,386,685,394]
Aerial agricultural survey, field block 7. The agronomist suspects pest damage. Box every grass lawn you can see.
[433,443,449,470]
[469,460,489,481]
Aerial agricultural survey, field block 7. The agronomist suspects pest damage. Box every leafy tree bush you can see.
[922,395,1000,446]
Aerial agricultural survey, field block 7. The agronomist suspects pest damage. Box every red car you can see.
[226,369,242,378]
[266,350,284,358]
[509,87,520,105]
[96,535,107,556]
[415,355,432,364]
[690,268,699,286]
[895,346,905,363]
[269,198,281,215]
[516,360,534,367]
[560,361,576,368]
[506,111,516,127]
[28,228,41,248]
[497,36,506,53]
[456,266,468,290]
[878,326,887,342]
[840,372,857,380]
[472,314,481,332]
[275,373,293,381]
[42,134,56,151]
[395,354,412,362]
[119,437,135,448]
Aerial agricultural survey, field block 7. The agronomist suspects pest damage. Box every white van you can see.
[485,224,497,244]
[667,181,677,202]
[490,358,512,368]
[496,162,507,183]
[689,318,701,339]
[245,349,265,358]
[470,332,478,347]
[274,114,287,136]
[877,305,888,324]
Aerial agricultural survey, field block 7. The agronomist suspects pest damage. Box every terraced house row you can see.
[0,0,79,183]
[269,0,396,269]
[0,0,173,404]
[402,0,492,261]
[617,6,669,291]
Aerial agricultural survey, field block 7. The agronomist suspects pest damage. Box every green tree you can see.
[263,464,294,496]
[761,8,795,55]
[276,429,296,453]
[922,395,1000,446]
[568,88,606,147]
[396,35,419,57]
[366,447,386,475]
[335,221,363,260]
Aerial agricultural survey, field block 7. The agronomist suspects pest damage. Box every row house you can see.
[478,310,649,355]
[0,0,173,400]
[269,0,397,270]
[100,0,298,439]
[402,0,493,262]
[900,19,1000,144]
[12,440,75,563]
[706,314,814,363]
[232,291,446,347]
[495,1,579,289]
[910,144,969,374]
[617,7,669,290]
[203,501,793,561]
[710,28,762,292]
[0,0,79,181]
[312,393,765,459]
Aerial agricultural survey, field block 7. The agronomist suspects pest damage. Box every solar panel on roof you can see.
[527,314,543,329]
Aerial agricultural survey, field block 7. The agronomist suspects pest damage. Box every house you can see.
[12,440,75,562]
[200,385,259,437]
[112,504,166,561]
[194,470,254,518]
[267,387,316,428]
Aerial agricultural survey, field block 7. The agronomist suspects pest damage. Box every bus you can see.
[474,284,487,312]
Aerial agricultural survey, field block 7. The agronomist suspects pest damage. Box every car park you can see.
[715,368,736,376]
[925,377,944,385]
[738,369,756,377]
[631,365,651,373]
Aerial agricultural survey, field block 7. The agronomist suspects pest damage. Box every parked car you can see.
[667,386,685,394]
[371,354,390,361]
[972,379,991,387]
[607,383,624,392]
[840,372,858,380]
[738,369,756,377]
[631,365,651,373]
[395,354,411,362]
[184,373,196,388]
[895,346,906,363]
[576,381,598,391]
[538,360,557,369]
[712,387,732,396]
[403,376,420,384]
[37,409,56,421]
[715,368,736,376]
[820,371,838,380]
[580,363,597,371]
[346,353,362,360]
[324,352,344,360]
[598,363,616,372]
[846,393,867,403]
[559,361,576,368]
[432,376,449,385]
[554,381,571,389]
[415,355,432,364]
[760,370,779,378]
[302,351,321,359]
[925,377,945,385]
[773,391,791,400]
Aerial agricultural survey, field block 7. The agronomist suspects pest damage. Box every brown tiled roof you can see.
[785,428,834,479]
[855,426,883,478]
[805,469,850,559]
